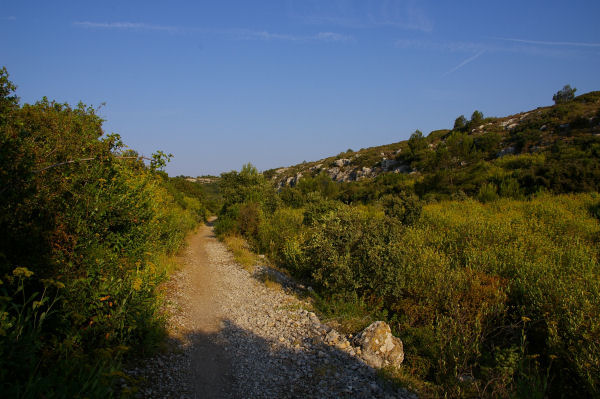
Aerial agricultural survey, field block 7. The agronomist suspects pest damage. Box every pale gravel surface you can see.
[126,221,416,399]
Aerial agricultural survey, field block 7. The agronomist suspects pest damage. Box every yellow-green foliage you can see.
[257,207,305,263]
[236,191,599,397]
[419,194,599,395]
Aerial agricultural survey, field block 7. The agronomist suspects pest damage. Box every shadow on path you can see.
[175,318,402,399]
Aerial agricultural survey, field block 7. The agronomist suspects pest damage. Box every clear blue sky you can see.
[2,1,599,176]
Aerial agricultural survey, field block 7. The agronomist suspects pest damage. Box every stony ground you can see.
[127,222,416,399]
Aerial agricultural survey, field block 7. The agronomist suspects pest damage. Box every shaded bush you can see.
[477,182,498,203]
[379,193,422,225]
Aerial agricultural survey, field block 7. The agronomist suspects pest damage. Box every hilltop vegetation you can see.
[268,89,600,200]
[0,68,210,397]
[216,91,600,398]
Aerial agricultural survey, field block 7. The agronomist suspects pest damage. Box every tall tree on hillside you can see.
[408,129,427,154]
[553,84,577,104]
[470,110,484,125]
[453,115,467,131]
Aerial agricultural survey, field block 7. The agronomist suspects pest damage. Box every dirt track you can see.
[130,221,413,398]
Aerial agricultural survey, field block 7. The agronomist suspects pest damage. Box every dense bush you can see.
[0,68,204,397]
[553,85,577,104]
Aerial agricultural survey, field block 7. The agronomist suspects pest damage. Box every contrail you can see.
[443,50,485,76]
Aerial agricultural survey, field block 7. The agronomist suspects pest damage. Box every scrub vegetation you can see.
[0,68,211,397]
[215,90,600,398]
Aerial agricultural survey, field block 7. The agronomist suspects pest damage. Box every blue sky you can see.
[2,1,599,176]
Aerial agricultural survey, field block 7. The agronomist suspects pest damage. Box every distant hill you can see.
[264,91,600,198]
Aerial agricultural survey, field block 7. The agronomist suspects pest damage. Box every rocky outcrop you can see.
[353,321,404,369]
[333,158,350,167]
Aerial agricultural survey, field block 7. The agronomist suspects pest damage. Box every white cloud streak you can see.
[443,50,485,76]
[396,36,589,62]
[315,31,352,42]
[73,21,181,33]
[287,0,433,32]
[72,21,352,43]
[226,29,352,42]
[494,37,600,48]
[395,38,485,53]
[2,16,16,21]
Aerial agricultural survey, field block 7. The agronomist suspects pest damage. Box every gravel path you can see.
[128,221,415,399]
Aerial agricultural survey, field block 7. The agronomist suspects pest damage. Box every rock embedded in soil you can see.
[353,321,405,369]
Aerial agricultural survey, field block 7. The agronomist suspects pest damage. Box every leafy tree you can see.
[408,129,427,154]
[220,163,261,204]
[470,110,484,126]
[474,131,502,157]
[453,115,467,131]
[0,67,207,397]
[477,182,498,202]
[297,171,339,199]
[0,67,18,116]
[553,84,577,104]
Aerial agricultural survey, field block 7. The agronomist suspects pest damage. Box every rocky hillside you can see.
[265,91,600,189]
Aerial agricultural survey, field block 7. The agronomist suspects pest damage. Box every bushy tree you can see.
[470,110,484,126]
[0,67,18,116]
[297,171,339,200]
[408,129,427,153]
[553,84,577,104]
[0,67,205,397]
[454,115,467,131]
[379,193,422,225]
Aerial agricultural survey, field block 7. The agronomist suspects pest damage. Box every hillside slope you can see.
[265,91,600,198]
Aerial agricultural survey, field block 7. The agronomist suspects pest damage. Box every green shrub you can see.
[238,202,262,238]
[257,207,304,261]
[302,193,343,226]
[0,69,203,397]
[379,193,422,225]
[250,191,599,397]
[477,182,498,202]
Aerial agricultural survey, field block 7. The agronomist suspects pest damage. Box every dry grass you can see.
[223,235,257,272]
[377,364,442,399]
[261,274,283,291]
[157,253,181,274]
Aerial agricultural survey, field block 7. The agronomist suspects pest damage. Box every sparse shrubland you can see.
[0,68,208,397]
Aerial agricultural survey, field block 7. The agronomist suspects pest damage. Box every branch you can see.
[34,156,151,174]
